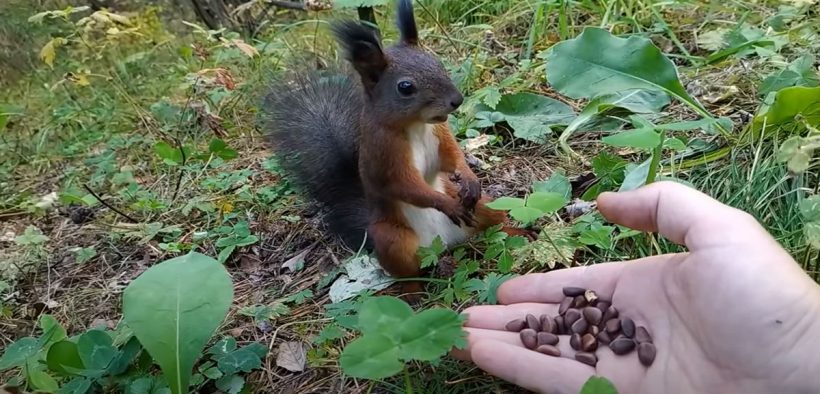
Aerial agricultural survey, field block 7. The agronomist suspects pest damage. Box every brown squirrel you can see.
[264,0,533,295]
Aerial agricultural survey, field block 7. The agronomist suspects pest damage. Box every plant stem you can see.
[403,365,414,394]
[646,129,666,184]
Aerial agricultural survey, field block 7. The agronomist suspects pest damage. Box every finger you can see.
[462,303,560,329]
[469,339,593,394]
[498,257,659,304]
[596,181,769,250]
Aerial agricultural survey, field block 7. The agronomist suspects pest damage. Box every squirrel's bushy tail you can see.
[262,71,371,250]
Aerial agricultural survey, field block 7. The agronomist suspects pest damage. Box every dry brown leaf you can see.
[276,341,306,372]
[231,38,259,58]
[282,248,310,273]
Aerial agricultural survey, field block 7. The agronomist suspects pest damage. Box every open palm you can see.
[452,182,820,394]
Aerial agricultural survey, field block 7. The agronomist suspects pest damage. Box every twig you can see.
[269,0,307,11]
[83,184,138,223]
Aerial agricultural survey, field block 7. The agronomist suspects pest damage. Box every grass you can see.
[0,0,818,392]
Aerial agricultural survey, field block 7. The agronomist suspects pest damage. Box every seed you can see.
[588,325,600,336]
[605,318,621,334]
[564,309,581,326]
[541,314,556,334]
[537,331,559,346]
[638,342,656,366]
[505,319,526,332]
[609,337,636,355]
[635,326,652,344]
[554,316,566,335]
[581,333,597,352]
[559,297,572,315]
[582,307,602,325]
[621,318,636,338]
[571,318,588,334]
[596,301,611,313]
[597,330,611,345]
[575,351,598,367]
[563,286,586,297]
[536,344,561,357]
[570,333,581,350]
[526,314,540,330]
[520,329,537,349]
[584,289,598,304]
[602,306,619,322]
[573,295,587,308]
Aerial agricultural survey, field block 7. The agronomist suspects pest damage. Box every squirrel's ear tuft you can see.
[396,0,418,45]
[331,20,388,89]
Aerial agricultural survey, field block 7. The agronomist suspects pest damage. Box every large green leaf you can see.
[546,27,704,112]
[339,334,403,379]
[77,330,117,371]
[357,296,414,336]
[0,337,39,370]
[602,128,661,150]
[759,55,819,96]
[397,309,466,361]
[123,252,233,394]
[619,158,653,192]
[752,86,820,136]
[580,376,619,394]
[480,93,576,143]
[526,192,567,214]
[46,341,85,376]
[532,171,572,200]
[485,197,525,210]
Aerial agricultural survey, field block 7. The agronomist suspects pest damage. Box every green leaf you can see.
[72,247,97,264]
[498,250,514,273]
[333,0,389,8]
[799,195,820,222]
[602,128,662,150]
[663,137,687,151]
[547,27,704,112]
[57,377,92,394]
[532,171,572,200]
[14,225,48,246]
[752,86,820,135]
[357,296,414,337]
[526,192,567,214]
[485,197,525,210]
[29,369,59,392]
[619,158,653,192]
[397,309,466,361]
[40,314,67,346]
[215,347,262,374]
[580,375,619,394]
[510,206,544,224]
[122,252,234,394]
[108,336,142,375]
[481,86,502,109]
[77,330,117,371]
[759,55,819,96]
[313,324,345,344]
[464,273,515,304]
[339,334,403,379]
[215,374,244,394]
[578,223,615,250]
[806,222,820,249]
[46,341,85,376]
[0,337,39,370]
[154,142,183,165]
[487,93,576,143]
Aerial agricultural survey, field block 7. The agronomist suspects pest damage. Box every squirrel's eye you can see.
[397,80,416,96]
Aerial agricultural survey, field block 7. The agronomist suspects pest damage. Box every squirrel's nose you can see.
[449,94,463,110]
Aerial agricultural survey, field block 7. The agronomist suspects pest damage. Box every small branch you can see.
[269,0,307,11]
[83,184,138,223]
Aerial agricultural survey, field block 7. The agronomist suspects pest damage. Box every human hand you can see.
[452,181,820,394]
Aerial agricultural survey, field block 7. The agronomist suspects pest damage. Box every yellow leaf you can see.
[107,27,121,35]
[231,39,258,58]
[219,201,234,214]
[104,11,131,25]
[40,37,66,68]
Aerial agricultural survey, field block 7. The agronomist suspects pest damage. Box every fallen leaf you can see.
[464,134,491,152]
[275,341,306,372]
[281,249,310,273]
[329,255,395,303]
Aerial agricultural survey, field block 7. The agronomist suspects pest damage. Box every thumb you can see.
[596,181,768,251]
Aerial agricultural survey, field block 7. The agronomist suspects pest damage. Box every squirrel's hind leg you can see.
[368,218,425,300]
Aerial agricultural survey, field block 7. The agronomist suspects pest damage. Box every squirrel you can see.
[263,0,534,295]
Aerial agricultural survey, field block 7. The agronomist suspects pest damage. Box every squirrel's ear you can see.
[332,21,388,89]
[396,0,418,45]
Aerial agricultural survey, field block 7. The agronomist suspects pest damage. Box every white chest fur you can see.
[401,123,472,247]
[406,123,441,185]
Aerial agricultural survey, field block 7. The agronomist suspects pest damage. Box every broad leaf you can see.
[602,128,661,150]
[339,334,403,379]
[580,376,619,394]
[40,314,67,347]
[485,197,525,210]
[123,252,233,394]
[547,27,704,112]
[28,369,59,392]
[57,377,92,394]
[619,158,653,192]
[806,222,820,249]
[47,341,85,376]
[357,296,414,337]
[397,309,466,361]
[216,347,263,374]
[510,206,544,224]
[0,337,39,370]
[759,54,819,96]
[77,330,117,371]
[799,195,820,222]
[752,86,820,136]
[532,171,572,200]
[526,192,567,214]
[481,93,576,143]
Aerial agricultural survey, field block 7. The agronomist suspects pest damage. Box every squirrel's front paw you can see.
[443,201,477,227]
[451,171,481,211]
